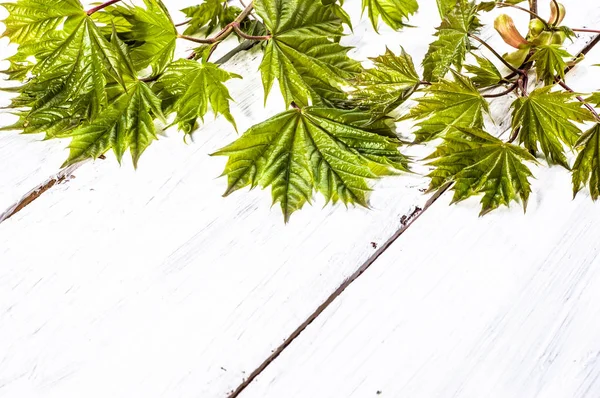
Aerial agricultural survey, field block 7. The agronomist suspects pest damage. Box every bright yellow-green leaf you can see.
[350,47,420,117]
[511,86,593,168]
[423,1,481,81]
[65,81,165,167]
[213,107,408,221]
[406,72,489,142]
[572,123,600,199]
[531,44,572,85]
[255,0,362,107]
[155,59,241,134]
[428,126,536,215]
[361,0,418,32]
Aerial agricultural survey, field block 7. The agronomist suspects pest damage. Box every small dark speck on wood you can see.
[377,391,382,395]
[371,242,378,249]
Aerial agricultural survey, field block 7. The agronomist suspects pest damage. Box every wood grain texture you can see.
[238,26,600,398]
[1,1,598,397]
[0,2,437,397]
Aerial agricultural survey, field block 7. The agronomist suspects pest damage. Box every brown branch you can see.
[556,79,600,122]
[469,33,524,75]
[483,82,519,98]
[87,0,122,15]
[497,2,549,28]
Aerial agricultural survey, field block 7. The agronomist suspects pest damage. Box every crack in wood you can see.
[226,33,600,398]
[0,163,83,224]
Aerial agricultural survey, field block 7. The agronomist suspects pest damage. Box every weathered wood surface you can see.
[0,0,599,397]
[238,24,600,398]
[0,1,436,396]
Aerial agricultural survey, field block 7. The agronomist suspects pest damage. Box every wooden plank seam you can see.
[225,33,600,398]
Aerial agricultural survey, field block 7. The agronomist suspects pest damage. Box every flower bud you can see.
[495,14,529,49]
[528,19,545,37]
[549,2,566,26]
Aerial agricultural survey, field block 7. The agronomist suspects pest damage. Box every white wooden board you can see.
[0,2,438,397]
[238,32,600,398]
[1,1,598,397]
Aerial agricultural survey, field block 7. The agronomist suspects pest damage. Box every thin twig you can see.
[556,79,600,122]
[175,19,191,27]
[232,23,271,41]
[87,0,122,15]
[469,33,524,75]
[483,82,519,98]
[497,2,549,28]
[572,28,600,34]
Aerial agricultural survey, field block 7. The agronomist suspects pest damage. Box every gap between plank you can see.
[226,183,450,398]
[226,33,600,398]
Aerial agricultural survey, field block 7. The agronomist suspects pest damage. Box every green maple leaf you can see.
[531,44,572,85]
[423,0,481,82]
[572,123,600,199]
[5,16,128,138]
[181,0,236,36]
[0,0,84,44]
[406,71,489,143]
[587,92,600,107]
[65,80,165,167]
[0,0,86,79]
[350,47,420,117]
[213,107,408,222]
[107,0,177,76]
[361,0,418,32]
[428,127,536,215]
[155,59,241,134]
[511,86,593,168]
[464,53,503,87]
[255,0,362,107]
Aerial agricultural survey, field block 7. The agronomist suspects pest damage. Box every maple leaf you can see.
[464,53,503,87]
[255,0,362,107]
[213,107,408,222]
[0,0,84,44]
[6,15,127,129]
[155,59,241,134]
[423,0,481,82]
[350,47,420,117]
[572,124,600,199]
[108,0,177,76]
[361,0,418,32]
[64,80,165,167]
[530,44,572,85]
[180,0,238,36]
[511,86,593,168]
[428,127,536,215]
[406,71,489,143]
[0,0,86,80]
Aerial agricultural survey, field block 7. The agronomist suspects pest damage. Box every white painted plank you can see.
[238,36,600,398]
[0,2,439,397]
[1,2,596,398]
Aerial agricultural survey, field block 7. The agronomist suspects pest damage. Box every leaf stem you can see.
[178,34,218,44]
[497,2,549,28]
[87,0,122,15]
[482,82,519,98]
[556,79,600,122]
[175,19,191,27]
[232,23,271,41]
[469,34,524,75]
[572,28,600,34]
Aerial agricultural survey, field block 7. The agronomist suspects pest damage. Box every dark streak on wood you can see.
[227,184,451,398]
[226,33,600,398]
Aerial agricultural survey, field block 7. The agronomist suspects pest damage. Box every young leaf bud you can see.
[528,19,545,37]
[495,14,529,49]
[549,1,566,26]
